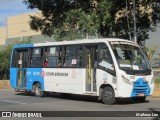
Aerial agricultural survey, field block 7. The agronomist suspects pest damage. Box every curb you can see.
[0,80,11,89]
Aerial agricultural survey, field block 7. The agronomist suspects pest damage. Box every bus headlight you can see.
[151,78,154,84]
[122,75,132,85]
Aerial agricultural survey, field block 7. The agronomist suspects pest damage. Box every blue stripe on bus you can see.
[10,68,45,91]
[13,44,34,49]
[10,68,17,88]
[26,68,44,91]
[131,78,150,97]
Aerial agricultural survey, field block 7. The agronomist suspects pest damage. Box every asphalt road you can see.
[0,89,159,120]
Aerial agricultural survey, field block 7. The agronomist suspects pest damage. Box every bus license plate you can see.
[138,93,144,96]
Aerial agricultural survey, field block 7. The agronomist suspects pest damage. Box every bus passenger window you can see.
[45,47,60,67]
[63,46,82,67]
[30,48,42,67]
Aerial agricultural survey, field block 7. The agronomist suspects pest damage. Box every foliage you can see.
[154,55,160,61]
[54,30,84,41]
[155,78,160,83]
[24,0,160,44]
[0,44,12,80]
[144,45,157,61]
[152,53,160,68]
[0,40,31,80]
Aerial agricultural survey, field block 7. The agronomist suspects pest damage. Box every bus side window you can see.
[30,48,43,67]
[63,46,82,67]
[46,47,61,67]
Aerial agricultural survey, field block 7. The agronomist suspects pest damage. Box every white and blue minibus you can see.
[10,38,154,104]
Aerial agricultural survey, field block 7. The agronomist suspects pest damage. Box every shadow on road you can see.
[14,91,150,105]
[115,98,150,105]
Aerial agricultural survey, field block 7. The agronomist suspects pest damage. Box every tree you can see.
[144,45,157,61]
[0,44,12,80]
[153,53,160,68]
[114,0,160,44]
[0,40,31,80]
[24,0,160,44]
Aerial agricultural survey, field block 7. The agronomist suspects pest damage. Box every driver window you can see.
[98,43,115,75]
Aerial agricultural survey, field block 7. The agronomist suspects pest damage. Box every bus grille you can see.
[131,78,150,97]
[133,81,148,85]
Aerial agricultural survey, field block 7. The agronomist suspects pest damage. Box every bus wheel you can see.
[102,86,116,105]
[34,83,44,97]
[14,89,19,92]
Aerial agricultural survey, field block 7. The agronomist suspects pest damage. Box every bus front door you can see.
[85,46,98,93]
[16,50,28,88]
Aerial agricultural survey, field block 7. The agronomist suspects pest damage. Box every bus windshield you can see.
[110,41,151,75]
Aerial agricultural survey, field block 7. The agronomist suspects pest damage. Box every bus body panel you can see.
[117,70,154,97]
[26,68,44,91]
[96,69,118,96]
[10,68,17,88]
[10,68,44,91]
[10,67,86,95]
[42,68,86,94]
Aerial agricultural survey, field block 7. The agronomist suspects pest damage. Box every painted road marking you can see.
[2,100,27,105]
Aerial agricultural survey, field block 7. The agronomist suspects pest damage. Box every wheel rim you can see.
[103,90,113,102]
[36,86,41,95]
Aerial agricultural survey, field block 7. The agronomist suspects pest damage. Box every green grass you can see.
[155,78,160,83]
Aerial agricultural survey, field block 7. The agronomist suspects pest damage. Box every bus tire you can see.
[14,89,19,92]
[102,86,116,105]
[34,83,44,97]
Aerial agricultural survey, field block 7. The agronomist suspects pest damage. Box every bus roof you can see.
[13,38,137,48]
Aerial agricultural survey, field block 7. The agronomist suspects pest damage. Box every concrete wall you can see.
[0,80,11,89]
[153,83,160,97]
[152,70,160,97]
[7,12,41,39]
[0,27,6,45]
[0,11,42,46]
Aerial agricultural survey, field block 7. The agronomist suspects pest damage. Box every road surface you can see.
[0,89,159,120]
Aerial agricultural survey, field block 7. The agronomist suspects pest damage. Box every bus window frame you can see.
[43,46,61,68]
[62,45,84,68]
[30,47,43,68]
[11,48,30,68]
[11,42,116,74]
[27,45,84,68]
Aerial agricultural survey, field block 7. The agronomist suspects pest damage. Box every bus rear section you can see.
[10,45,31,91]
